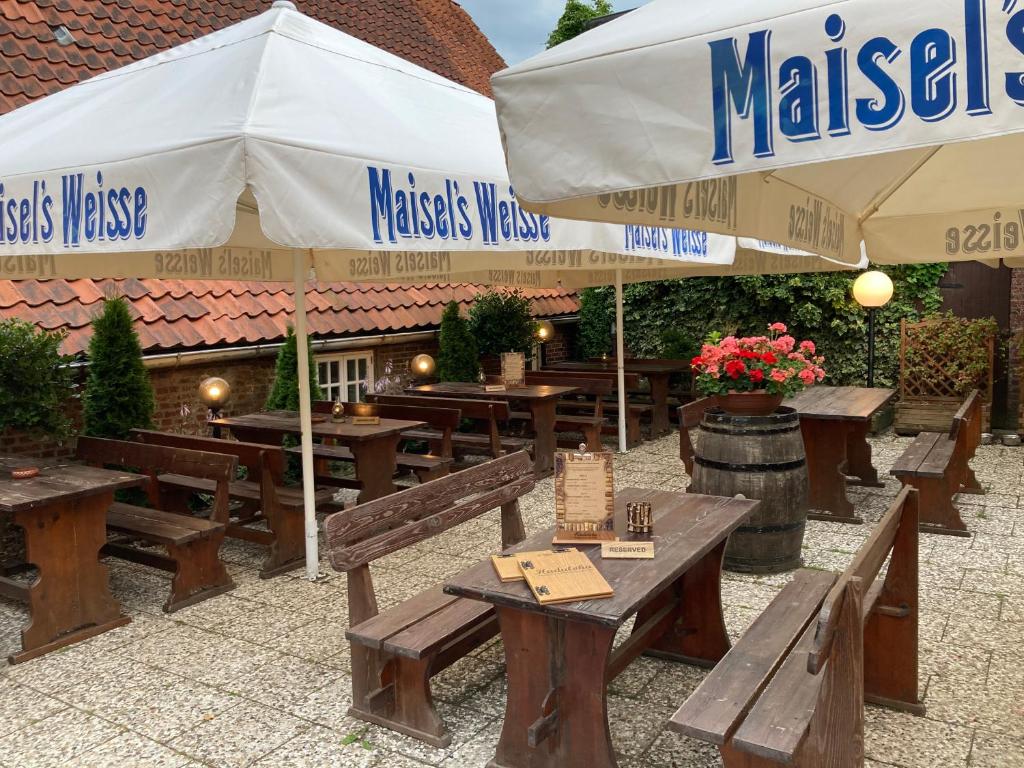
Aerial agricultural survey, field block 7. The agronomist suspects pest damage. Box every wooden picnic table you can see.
[0,457,144,664]
[406,382,579,476]
[210,410,426,503]
[444,488,759,768]
[784,386,896,524]
[549,359,689,437]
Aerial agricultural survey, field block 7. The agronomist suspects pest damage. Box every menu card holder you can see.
[501,352,526,388]
[553,446,617,545]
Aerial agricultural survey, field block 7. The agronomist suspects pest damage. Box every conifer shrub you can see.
[437,301,479,382]
[82,297,155,439]
[265,326,321,410]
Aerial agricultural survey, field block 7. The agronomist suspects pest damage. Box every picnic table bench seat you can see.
[77,436,238,612]
[131,429,334,578]
[325,451,533,748]
[890,389,983,536]
[671,487,923,767]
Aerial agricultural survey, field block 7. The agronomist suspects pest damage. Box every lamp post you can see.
[852,271,894,388]
[534,319,555,369]
[199,376,231,437]
[409,353,437,381]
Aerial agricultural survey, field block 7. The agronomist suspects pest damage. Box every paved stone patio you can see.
[0,431,1022,767]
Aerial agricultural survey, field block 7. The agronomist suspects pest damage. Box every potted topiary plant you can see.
[690,323,826,415]
[468,289,537,374]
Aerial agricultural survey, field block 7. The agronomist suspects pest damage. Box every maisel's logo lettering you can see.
[946,210,1024,254]
[597,186,678,222]
[708,1,1024,165]
[153,249,274,279]
[348,251,453,280]
[788,196,846,255]
[526,250,584,268]
[682,178,738,229]
[487,269,542,286]
[0,254,57,278]
[623,226,709,257]
[0,173,148,249]
[367,166,551,246]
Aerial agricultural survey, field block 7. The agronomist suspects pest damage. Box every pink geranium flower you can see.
[768,322,788,333]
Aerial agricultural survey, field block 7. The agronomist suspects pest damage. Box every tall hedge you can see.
[83,297,155,438]
[468,289,537,357]
[437,301,479,382]
[576,265,947,388]
[265,326,321,410]
[0,319,75,438]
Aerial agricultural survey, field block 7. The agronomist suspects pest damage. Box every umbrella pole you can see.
[615,269,627,453]
[294,251,320,581]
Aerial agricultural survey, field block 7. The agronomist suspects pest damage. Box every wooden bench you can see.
[76,436,239,612]
[541,368,650,445]
[311,401,458,483]
[369,393,532,462]
[130,430,335,578]
[671,487,922,767]
[325,451,533,747]
[520,372,610,451]
[678,396,715,476]
[890,389,983,537]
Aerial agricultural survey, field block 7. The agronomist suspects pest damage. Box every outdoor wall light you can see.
[852,271,894,388]
[410,353,436,378]
[199,377,231,409]
[535,320,555,343]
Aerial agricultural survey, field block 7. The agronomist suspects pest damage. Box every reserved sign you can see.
[601,541,654,559]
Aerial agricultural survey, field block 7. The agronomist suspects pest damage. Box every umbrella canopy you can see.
[492,0,1024,267]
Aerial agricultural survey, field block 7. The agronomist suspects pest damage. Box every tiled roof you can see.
[0,279,579,356]
[0,1,506,114]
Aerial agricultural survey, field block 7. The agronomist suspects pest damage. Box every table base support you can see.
[8,615,131,665]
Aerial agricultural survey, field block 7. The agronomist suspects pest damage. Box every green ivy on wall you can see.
[576,264,948,388]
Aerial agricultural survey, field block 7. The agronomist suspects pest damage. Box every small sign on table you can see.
[501,352,526,388]
[553,447,616,545]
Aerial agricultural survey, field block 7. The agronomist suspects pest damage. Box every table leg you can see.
[528,399,558,477]
[647,373,671,438]
[9,493,130,664]
[846,421,884,487]
[489,607,618,768]
[801,419,862,524]
[632,540,730,668]
[351,435,402,503]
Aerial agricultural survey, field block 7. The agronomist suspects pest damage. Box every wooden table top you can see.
[550,360,689,375]
[785,386,895,421]
[211,411,425,441]
[445,488,758,628]
[0,457,145,513]
[407,382,579,401]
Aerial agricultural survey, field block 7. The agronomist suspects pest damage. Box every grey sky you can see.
[457,1,651,66]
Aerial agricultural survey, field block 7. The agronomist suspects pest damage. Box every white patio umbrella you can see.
[0,0,752,580]
[492,0,1024,268]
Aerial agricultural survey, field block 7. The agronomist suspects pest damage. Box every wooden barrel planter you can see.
[691,407,808,574]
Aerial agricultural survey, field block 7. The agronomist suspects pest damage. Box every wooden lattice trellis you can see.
[895,318,994,434]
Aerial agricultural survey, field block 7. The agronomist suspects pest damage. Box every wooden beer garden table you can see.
[0,457,144,664]
[784,386,896,524]
[548,359,689,437]
[406,382,579,476]
[444,488,759,768]
[210,410,426,503]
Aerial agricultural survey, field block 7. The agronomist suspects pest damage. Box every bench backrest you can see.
[369,393,508,457]
[809,486,919,674]
[76,436,238,523]
[130,429,285,481]
[677,397,715,474]
[315,399,461,458]
[324,451,533,624]
[539,368,642,390]
[949,388,981,443]
[524,372,613,396]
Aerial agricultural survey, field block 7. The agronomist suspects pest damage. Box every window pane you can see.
[347,383,358,402]
[346,359,357,380]
[318,362,327,382]
[358,359,367,379]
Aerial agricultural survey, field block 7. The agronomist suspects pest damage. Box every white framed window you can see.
[317,351,374,403]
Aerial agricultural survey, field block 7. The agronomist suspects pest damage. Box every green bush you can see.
[265,325,320,411]
[83,297,155,439]
[437,302,480,382]
[576,265,947,388]
[0,319,75,438]
[468,289,537,357]
[547,0,614,47]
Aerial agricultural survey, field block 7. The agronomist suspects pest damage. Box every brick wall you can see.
[1010,268,1024,429]
[373,337,440,383]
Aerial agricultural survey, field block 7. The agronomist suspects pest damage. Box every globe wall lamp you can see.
[535,319,555,343]
[199,376,231,437]
[852,271,894,388]
[409,353,437,380]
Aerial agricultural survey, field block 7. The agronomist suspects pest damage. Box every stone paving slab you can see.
[0,430,1022,767]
